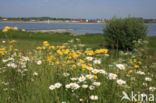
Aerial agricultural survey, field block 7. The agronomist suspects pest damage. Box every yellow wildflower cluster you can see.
[2,26,19,32]
[85,50,94,56]
[95,49,108,54]
[129,59,142,69]
[85,49,108,56]
[2,26,26,32]
[47,56,56,62]
[0,48,7,55]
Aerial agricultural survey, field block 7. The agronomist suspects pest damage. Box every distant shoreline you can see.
[29,29,73,33]
[0,21,105,24]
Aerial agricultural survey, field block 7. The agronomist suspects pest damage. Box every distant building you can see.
[30,20,36,22]
[3,19,7,21]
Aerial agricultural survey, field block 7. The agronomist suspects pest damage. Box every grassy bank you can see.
[0,31,156,55]
[0,31,106,50]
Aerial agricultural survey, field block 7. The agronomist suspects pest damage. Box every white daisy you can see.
[99,69,107,74]
[86,74,93,79]
[78,75,86,82]
[65,84,71,89]
[82,84,88,88]
[93,82,101,86]
[70,83,80,90]
[86,57,93,61]
[2,59,8,63]
[136,71,145,75]
[92,69,99,74]
[37,60,42,65]
[87,67,94,71]
[89,85,95,90]
[70,78,78,81]
[93,60,101,64]
[117,79,126,85]
[145,77,152,81]
[33,72,38,76]
[49,85,55,90]
[108,73,117,80]
[149,87,156,92]
[63,73,70,77]
[2,41,6,43]
[90,95,98,100]
[116,64,125,70]
[55,83,62,88]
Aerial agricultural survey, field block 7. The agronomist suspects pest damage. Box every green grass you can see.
[0,31,106,50]
[0,31,156,55]
[148,36,156,56]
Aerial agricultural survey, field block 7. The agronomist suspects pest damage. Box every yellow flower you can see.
[2,29,8,32]
[36,46,42,50]
[85,50,94,56]
[134,65,139,68]
[55,61,60,65]
[133,59,137,63]
[18,53,22,57]
[0,48,7,55]
[138,61,142,65]
[57,50,63,55]
[67,60,74,64]
[9,40,16,44]
[47,56,56,62]
[72,64,76,69]
[43,41,49,46]
[0,51,6,55]
[4,26,10,29]
[129,70,133,73]
[93,75,98,79]
[64,49,70,54]
[67,56,72,59]
[81,64,88,69]
[95,48,108,54]
[88,63,92,66]
[0,48,6,51]
[13,27,18,30]
[61,45,66,49]
[48,46,55,49]
[21,29,26,32]
[49,52,52,55]
[79,59,85,63]
[129,59,133,63]
[72,52,79,58]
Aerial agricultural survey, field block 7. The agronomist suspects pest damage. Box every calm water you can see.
[0,22,156,36]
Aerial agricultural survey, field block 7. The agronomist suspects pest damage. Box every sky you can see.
[0,0,156,19]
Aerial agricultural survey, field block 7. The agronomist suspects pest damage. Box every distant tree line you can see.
[0,17,86,21]
[144,19,156,23]
[0,16,156,23]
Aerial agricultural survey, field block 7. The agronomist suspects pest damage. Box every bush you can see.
[103,17,147,50]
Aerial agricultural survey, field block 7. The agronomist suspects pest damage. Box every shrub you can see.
[103,17,147,50]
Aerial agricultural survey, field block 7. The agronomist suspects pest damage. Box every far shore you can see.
[0,21,105,24]
[29,29,73,33]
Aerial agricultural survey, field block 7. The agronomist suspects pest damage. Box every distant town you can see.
[0,17,156,23]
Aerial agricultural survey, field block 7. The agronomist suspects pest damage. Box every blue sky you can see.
[0,0,156,19]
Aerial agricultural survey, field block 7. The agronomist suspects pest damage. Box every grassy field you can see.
[0,31,156,103]
[0,31,156,53]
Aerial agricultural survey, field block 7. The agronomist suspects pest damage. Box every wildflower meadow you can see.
[0,26,156,103]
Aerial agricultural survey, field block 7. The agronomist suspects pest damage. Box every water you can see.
[0,22,156,36]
